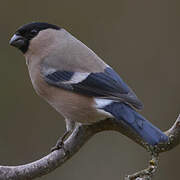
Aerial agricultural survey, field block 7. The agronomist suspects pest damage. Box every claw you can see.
[50,144,62,152]
[50,139,64,152]
[50,141,70,156]
[51,130,71,154]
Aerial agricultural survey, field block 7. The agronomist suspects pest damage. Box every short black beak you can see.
[9,34,25,48]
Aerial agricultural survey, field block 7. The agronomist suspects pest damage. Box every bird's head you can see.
[9,22,61,54]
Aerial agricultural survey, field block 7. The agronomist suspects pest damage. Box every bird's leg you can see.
[51,119,75,153]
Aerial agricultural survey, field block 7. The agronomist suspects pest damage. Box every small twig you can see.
[125,153,159,180]
[124,114,180,179]
[0,115,179,180]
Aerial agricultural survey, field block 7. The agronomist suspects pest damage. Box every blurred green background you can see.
[0,0,180,179]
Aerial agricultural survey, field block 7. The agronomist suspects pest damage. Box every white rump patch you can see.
[94,98,114,108]
[94,98,114,118]
[64,72,90,84]
[96,109,114,118]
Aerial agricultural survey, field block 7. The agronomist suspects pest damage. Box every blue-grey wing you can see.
[42,67,143,110]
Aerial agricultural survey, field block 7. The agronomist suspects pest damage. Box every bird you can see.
[9,22,168,151]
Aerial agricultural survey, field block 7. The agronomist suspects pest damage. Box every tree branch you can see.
[0,115,180,180]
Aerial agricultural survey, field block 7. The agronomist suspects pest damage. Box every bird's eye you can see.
[30,29,38,36]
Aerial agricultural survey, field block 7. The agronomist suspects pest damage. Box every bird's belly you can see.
[31,74,110,123]
[45,88,111,123]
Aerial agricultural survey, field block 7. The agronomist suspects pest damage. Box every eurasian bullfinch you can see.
[9,22,168,151]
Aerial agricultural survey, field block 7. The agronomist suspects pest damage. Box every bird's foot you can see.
[51,139,64,152]
[51,139,70,156]
[50,131,71,155]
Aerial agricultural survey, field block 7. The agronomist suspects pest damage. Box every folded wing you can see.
[42,65,143,110]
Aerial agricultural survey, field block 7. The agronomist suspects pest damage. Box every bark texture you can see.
[0,115,180,180]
